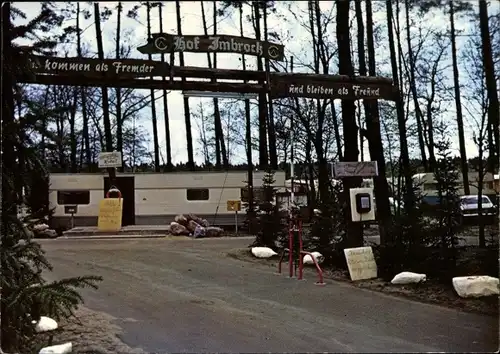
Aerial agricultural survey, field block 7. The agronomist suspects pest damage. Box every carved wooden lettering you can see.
[271,82,396,100]
[138,33,285,61]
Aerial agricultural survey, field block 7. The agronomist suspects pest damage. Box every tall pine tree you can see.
[1,4,102,352]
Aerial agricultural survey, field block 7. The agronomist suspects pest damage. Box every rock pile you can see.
[31,223,58,238]
[169,214,224,238]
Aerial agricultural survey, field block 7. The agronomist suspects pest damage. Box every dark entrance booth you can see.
[104,176,135,226]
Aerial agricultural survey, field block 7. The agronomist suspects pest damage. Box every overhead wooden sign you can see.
[30,55,171,78]
[334,161,379,178]
[138,33,285,61]
[25,55,398,101]
[23,74,264,93]
[271,81,396,100]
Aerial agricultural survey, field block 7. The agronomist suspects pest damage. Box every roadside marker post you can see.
[227,200,242,235]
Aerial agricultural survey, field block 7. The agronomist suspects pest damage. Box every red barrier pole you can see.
[288,221,293,278]
[300,251,326,286]
[277,249,286,274]
[298,220,304,280]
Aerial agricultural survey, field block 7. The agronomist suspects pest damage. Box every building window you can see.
[187,188,209,201]
[57,190,90,205]
[484,182,493,189]
[241,187,265,202]
[423,183,438,191]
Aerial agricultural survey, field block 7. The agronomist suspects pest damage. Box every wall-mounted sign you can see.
[271,81,396,100]
[138,33,285,61]
[64,205,78,215]
[334,161,379,178]
[98,151,122,168]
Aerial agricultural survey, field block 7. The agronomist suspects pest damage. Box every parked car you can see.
[373,196,403,216]
[459,195,497,223]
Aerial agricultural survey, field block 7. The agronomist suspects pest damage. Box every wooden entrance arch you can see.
[24,54,397,102]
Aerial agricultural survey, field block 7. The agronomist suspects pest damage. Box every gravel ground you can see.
[38,306,146,354]
[38,237,498,353]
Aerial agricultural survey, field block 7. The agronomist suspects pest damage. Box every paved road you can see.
[40,238,498,353]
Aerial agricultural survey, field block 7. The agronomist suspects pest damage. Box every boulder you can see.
[200,219,210,227]
[39,342,72,354]
[391,271,427,285]
[193,225,206,238]
[452,276,500,298]
[34,316,58,333]
[205,226,223,238]
[187,220,201,233]
[170,221,189,236]
[251,247,278,258]
[174,214,188,226]
[188,213,209,227]
[303,251,324,265]
[36,229,58,238]
[33,223,50,231]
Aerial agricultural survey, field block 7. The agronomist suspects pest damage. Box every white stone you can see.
[303,252,324,265]
[251,247,278,258]
[452,276,500,298]
[39,229,58,238]
[391,271,427,285]
[39,342,72,354]
[33,223,49,231]
[34,316,58,333]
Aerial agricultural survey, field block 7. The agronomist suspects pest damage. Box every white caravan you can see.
[49,171,286,231]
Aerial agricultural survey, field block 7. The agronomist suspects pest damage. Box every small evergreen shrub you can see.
[305,181,347,268]
[374,170,430,280]
[248,169,288,250]
[1,213,102,352]
[425,137,464,281]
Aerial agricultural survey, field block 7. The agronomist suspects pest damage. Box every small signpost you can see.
[98,151,122,168]
[64,205,78,229]
[333,161,378,178]
[227,200,242,235]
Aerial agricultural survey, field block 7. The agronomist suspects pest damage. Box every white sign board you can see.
[334,161,378,178]
[344,246,377,281]
[98,152,122,168]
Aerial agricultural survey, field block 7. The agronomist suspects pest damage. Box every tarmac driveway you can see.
[40,237,498,353]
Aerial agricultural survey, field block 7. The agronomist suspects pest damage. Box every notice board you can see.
[343,246,377,281]
[97,198,123,232]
